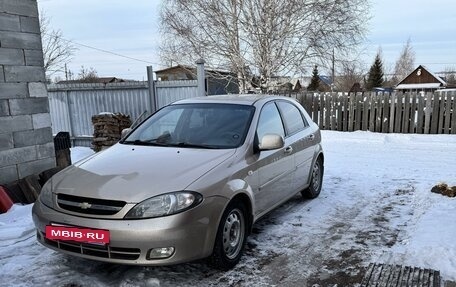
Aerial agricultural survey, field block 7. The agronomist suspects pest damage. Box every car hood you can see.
[51,143,236,203]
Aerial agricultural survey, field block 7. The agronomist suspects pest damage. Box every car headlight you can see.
[124,191,203,219]
[39,180,54,208]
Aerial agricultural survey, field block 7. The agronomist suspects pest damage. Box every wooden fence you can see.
[284,91,456,134]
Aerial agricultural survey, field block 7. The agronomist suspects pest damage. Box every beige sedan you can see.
[32,95,324,269]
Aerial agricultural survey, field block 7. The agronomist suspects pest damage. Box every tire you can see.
[209,200,248,270]
[301,157,323,199]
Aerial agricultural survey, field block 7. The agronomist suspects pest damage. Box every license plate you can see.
[45,225,110,244]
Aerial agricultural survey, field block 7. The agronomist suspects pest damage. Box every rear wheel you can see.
[209,201,247,270]
[301,157,323,199]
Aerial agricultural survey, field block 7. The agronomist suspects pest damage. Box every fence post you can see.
[196,59,206,97]
[64,90,75,146]
[147,66,157,112]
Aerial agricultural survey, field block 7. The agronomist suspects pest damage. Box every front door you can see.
[253,102,294,216]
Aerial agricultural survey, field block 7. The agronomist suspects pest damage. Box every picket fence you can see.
[285,91,455,134]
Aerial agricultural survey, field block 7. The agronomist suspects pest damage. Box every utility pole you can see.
[331,48,335,92]
[65,63,68,81]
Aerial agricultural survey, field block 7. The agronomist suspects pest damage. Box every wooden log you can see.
[17,175,41,204]
[4,182,27,203]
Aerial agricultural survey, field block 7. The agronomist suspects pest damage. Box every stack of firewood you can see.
[92,113,131,151]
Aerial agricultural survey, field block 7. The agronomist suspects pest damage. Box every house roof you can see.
[57,77,126,84]
[424,66,447,85]
[395,83,442,90]
[396,65,447,88]
[319,75,333,86]
[155,65,235,76]
[300,75,332,87]
[154,65,193,74]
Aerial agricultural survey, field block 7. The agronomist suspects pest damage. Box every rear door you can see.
[276,101,315,193]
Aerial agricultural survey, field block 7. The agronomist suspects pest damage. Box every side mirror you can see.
[121,128,132,139]
[258,134,284,151]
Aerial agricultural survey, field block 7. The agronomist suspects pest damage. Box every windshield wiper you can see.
[122,139,169,146]
[170,142,217,149]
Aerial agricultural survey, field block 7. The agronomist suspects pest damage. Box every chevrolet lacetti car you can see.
[32,95,324,269]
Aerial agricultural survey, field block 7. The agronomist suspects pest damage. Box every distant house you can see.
[395,65,447,93]
[266,77,302,93]
[155,65,239,95]
[57,77,128,84]
[349,82,363,93]
[300,75,332,92]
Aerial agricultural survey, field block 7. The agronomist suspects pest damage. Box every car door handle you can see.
[284,146,293,154]
[307,134,315,141]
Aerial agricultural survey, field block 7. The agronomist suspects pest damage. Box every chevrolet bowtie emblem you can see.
[79,202,92,209]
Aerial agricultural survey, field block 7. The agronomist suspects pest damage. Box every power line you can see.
[43,32,161,66]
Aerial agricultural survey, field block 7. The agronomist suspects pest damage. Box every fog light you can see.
[147,247,175,259]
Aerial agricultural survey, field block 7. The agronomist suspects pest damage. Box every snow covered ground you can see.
[0,131,455,286]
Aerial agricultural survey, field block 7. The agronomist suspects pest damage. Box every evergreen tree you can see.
[308,65,320,91]
[366,51,384,90]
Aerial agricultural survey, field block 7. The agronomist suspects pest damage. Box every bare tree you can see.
[77,66,99,83]
[160,0,369,92]
[392,38,415,84]
[335,60,365,92]
[40,11,77,76]
[442,66,456,85]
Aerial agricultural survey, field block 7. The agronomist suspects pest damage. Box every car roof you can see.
[172,94,294,106]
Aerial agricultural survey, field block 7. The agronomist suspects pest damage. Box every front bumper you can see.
[32,196,227,265]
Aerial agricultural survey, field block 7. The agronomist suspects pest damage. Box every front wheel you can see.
[301,157,323,199]
[209,201,247,270]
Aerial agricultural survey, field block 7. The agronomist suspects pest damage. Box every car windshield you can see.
[122,103,255,149]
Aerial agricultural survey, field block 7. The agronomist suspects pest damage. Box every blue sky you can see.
[38,0,456,80]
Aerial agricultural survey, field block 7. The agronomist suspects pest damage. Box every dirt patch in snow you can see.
[431,183,456,198]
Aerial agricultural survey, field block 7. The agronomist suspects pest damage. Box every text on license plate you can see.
[45,225,110,244]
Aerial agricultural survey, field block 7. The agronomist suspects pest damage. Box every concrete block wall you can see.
[0,0,55,185]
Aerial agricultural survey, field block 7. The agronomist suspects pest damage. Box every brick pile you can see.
[92,113,132,152]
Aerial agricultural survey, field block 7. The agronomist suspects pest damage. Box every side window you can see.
[256,102,285,141]
[277,101,306,135]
